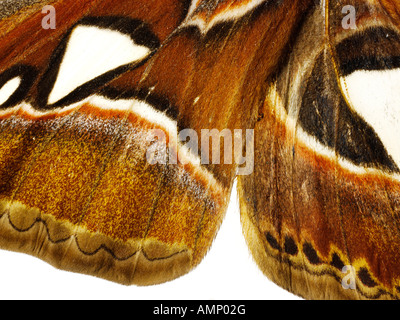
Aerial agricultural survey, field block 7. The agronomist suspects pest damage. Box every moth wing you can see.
[0,0,310,286]
[238,0,400,299]
[0,0,227,285]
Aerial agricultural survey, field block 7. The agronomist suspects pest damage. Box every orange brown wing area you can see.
[132,0,314,186]
[239,102,400,299]
[238,0,400,299]
[0,0,56,23]
[379,0,400,30]
[0,99,227,285]
[0,0,311,286]
[0,0,204,285]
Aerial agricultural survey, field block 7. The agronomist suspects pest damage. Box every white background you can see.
[0,180,300,300]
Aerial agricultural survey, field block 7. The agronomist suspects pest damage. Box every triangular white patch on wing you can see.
[341,69,400,168]
[0,77,21,105]
[48,25,151,105]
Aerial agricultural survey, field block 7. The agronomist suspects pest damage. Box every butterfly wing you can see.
[238,0,400,299]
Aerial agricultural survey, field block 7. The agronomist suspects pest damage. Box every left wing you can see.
[0,0,306,286]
